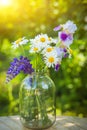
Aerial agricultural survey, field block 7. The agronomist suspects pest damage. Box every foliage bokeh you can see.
[0,0,87,117]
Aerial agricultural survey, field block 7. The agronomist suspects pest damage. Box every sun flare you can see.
[0,0,11,6]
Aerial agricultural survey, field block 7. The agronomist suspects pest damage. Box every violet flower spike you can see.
[6,56,34,83]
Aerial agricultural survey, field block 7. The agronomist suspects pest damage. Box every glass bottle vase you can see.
[19,72,56,130]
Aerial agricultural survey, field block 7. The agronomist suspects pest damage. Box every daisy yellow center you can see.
[16,38,22,44]
[33,47,38,51]
[48,57,54,63]
[46,47,53,52]
[40,37,46,42]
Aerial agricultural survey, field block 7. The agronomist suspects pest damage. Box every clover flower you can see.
[6,56,34,83]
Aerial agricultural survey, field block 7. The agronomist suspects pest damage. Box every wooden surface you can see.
[0,116,87,130]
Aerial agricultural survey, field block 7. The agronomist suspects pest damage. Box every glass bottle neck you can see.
[34,68,49,75]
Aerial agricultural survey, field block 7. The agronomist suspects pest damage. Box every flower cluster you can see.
[6,56,34,83]
[29,20,77,70]
[54,20,77,47]
[6,20,77,83]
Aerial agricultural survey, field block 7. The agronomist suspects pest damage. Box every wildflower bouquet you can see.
[6,20,77,129]
[6,20,77,83]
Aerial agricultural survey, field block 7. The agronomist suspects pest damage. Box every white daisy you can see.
[30,34,57,50]
[30,34,52,49]
[12,37,29,49]
[42,45,54,55]
[62,20,77,34]
[29,43,41,53]
[44,53,59,68]
[48,37,57,44]
[30,37,39,44]
[37,34,49,44]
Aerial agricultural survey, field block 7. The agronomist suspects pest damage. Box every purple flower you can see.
[62,20,77,34]
[56,47,69,59]
[59,31,73,47]
[60,32,68,41]
[63,48,67,52]
[53,25,62,31]
[6,56,34,83]
[55,64,60,71]
[64,53,69,58]
[56,47,64,58]
[62,48,68,58]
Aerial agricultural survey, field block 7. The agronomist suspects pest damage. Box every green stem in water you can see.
[35,53,39,72]
[36,94,48,119]
[34,53,37,72]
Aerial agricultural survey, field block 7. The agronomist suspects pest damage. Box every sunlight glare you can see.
[0,0,11,6]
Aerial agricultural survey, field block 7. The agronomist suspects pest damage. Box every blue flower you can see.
[6,56,34,83]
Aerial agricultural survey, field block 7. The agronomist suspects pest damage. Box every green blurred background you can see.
[0,0,87,117]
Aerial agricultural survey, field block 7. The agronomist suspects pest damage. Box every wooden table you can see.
[0,116,87,130]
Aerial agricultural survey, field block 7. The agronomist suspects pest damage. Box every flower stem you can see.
[35,53,38,72]
[20,45,26,56]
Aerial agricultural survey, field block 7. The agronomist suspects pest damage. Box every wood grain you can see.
[0,116,87,130]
